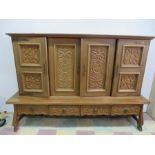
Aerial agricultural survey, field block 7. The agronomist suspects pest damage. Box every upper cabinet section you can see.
[12,37,49,97]
[112,39,150,96]
[48,38,80,96]
[80,38,116,96]
[9,34,153,98]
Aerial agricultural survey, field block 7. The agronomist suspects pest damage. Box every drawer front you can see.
[49,106,80,116]
[17,105,48,115]
[81,106,110,116]
[111,105,140,115]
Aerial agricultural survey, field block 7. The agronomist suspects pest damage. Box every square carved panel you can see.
[87,45,108,91]
[19,44,41,66]
[22,72,43,92]
[118,73,139,92]
[122,46,143,67]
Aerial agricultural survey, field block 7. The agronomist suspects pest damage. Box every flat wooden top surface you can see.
[6,33,154,40]
[6,93,150,105]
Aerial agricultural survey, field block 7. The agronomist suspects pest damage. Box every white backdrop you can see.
[0,19,155,112]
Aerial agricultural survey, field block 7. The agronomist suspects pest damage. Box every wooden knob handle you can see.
[124,109,128,113]
[93,108,97,113]
[62,109,66,113]
[30,107,34,112]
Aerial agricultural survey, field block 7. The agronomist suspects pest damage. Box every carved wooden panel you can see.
[118,73,139,92]
[122,46,143,67]
[48,38,80,96]
[112,39,150,96]
[80,38,115,96]
[81,106,110,116]
[54,45,75,91]
[12,37,49,97]
[111,105,140,115]
[22,72,43,92]
[87,45,108,90]
[49,106,80,116]
[19,44,41,66]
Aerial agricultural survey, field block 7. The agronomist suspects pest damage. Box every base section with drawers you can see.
[7,94,148,132]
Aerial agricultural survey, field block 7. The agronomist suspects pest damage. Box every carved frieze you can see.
[81,106,110,115]
[111,106,140,115]
[49,106,80,116]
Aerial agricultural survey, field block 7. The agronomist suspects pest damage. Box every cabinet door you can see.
[112,39,150,96]
[12,37,49,97]
[48,38,80,96]
[80,38,116,96]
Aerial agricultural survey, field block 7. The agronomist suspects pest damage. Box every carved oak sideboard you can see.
[6,33,153,131]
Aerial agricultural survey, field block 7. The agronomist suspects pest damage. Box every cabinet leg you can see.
[132,115,137,121]
[13,112,19,132]
[137,105,143,131]
[12,105,19,132]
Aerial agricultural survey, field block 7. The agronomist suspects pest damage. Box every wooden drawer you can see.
[49,106,80,116]
[17,105,48,115]
[111,105,140,115]
[81,106,110,116]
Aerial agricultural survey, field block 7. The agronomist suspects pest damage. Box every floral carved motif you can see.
[81,106,110,115]
[123,47,142,66]
[20,44,40,64]
[55,45,75,89]
[119,74,138,90]
[49,106,80,116]
[88,45,108,89]
[112,106,140,115]
[23,73,42,90]
[18,105,48,115]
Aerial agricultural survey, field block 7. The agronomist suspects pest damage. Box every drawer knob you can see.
[123,109,128,113]
[30,107,34,112]
[93,108,98,113]
[62,109,66,113]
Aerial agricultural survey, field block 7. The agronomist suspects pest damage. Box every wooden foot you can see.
[13,112,19,132]
[137,105,143,132]
[137,126,142,131]
[12,105,19,132]
[13,124,19,132]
